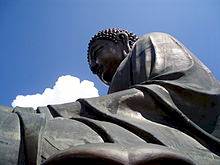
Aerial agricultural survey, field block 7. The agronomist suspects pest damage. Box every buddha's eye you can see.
[94,46,104,57]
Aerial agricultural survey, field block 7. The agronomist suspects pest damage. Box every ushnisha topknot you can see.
[87,28,139,74]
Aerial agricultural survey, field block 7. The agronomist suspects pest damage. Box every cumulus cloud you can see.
[11,75,99,109]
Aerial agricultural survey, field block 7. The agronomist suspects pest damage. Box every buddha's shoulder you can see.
[136,32,182,51]
[141,32,173,39]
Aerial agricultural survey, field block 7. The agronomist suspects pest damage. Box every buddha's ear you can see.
[116,32,131,55]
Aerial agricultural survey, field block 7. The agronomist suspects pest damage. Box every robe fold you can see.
[1,32,220,165]
[109,32,220,137]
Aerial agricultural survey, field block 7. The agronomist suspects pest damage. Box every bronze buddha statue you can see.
[1,28,220,165]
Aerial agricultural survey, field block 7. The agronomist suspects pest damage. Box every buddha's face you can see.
[91,40,126,85]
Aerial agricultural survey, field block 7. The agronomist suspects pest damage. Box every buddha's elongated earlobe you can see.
[116,32,131,56]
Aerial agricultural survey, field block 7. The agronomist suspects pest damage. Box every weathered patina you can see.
[1,28,220,165]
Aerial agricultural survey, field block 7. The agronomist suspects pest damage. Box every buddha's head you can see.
[87,28,138,85]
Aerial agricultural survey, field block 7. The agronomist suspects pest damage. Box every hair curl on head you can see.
[87,28,139,74]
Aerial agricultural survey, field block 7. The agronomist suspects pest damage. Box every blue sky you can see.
[0,0,220,106]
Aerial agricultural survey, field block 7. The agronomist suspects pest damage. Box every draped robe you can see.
[109,32,220,137]
[1,33,220,165]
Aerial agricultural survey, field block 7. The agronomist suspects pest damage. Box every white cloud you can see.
[11,75,99,109]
